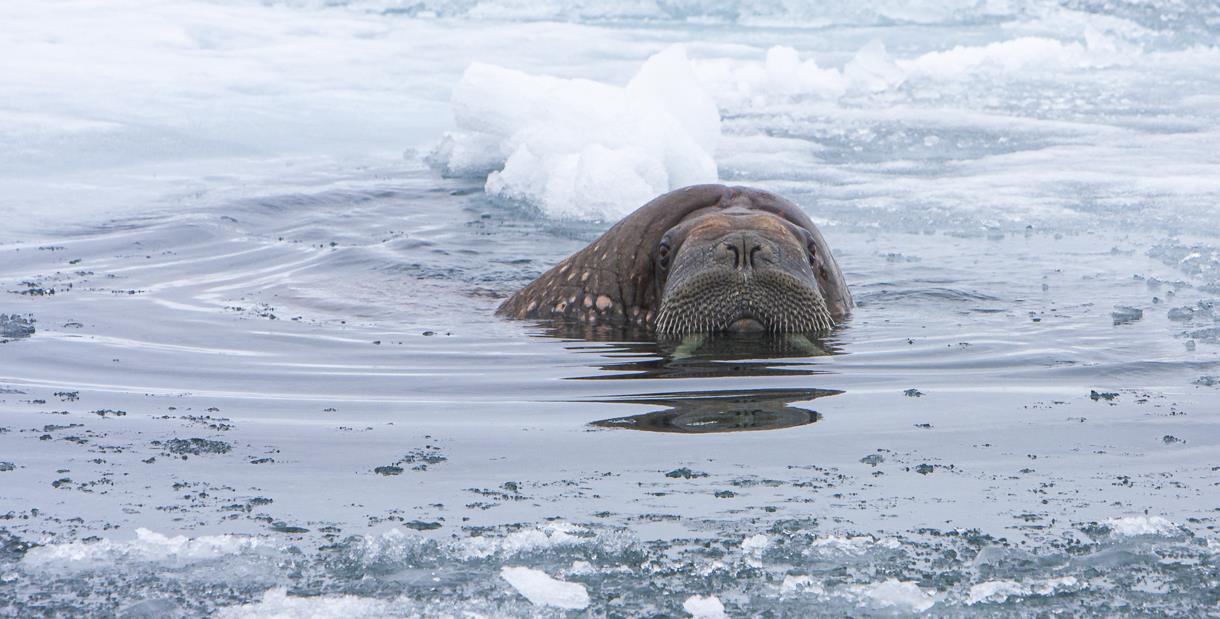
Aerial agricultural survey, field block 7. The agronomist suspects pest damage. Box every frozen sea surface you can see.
[2,1,1220,617]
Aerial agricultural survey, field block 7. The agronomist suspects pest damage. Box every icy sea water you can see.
[3,1,1220,617]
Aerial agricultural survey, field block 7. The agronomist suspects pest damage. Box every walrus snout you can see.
[656,268,832,334]
[655,214,836,334]
[714,233,777,272]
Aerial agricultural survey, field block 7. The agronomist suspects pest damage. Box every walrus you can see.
[497,184,851,334]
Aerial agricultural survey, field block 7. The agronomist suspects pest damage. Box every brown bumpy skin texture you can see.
[496,184,851,328]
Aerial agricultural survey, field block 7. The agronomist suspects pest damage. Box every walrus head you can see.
[497,184,851,336]
[653,207,835,334]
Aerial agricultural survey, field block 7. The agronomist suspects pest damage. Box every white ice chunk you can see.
[500,566,590,610]
[22,528,260,570]
[460,521,587,559]
[765,46,846,98]
[1106,515,1177,536]
[899,32,1138,80]
[741,534,769,553]
[967,577,1082,605]
[807,534,899,554]
[966,579,1029,605]
[693,32,1144,113]
[569,560,595,574]
[780,574,826,595]
[848,579,937,613]
[216,588,395,619]
[779,574,934,611]
[693,46,845,108]
[625,45,721,186]
[433,45,719,221]
[844,41,906,93]
[683,594,728,618]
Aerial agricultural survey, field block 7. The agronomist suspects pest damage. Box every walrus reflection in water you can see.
[498,184,851,335]
[589,388,838,434]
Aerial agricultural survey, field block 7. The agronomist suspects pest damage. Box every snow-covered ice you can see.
[683,594,728,619]
[21,528,261,570]
[967,577,1083,605]
[1105,516,1179,537]
[847,579,937,613]
[432,45,719,220]
[500,566,590,610]
[216,588,398,619]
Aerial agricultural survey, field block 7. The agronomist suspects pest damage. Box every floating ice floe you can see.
[807,534,902,554]
[1105,515,1177,537]
[692,31,1140,111]
[966,576,1082,605]
[216,588,397,619]
[780,575,826,595]
[500,566,590,610]
[21,528,261,570]
[683,594,728,618]
[459,521,588,559]
[779,575,934,613]
[846,579,937,613]
[431,45,720,221]
[899,30,1140,79]
[346,523,596,565]
[741,533,769,553]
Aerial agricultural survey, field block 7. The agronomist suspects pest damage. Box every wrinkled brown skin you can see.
[496,184,852,330]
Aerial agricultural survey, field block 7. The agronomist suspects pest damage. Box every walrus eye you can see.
[806,240,818,264]
[657,242,671,270]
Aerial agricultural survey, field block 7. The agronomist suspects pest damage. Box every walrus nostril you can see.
[719,235,764,271]
[718,242,741,269]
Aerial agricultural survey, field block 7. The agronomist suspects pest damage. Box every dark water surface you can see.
[2,166,1217,616]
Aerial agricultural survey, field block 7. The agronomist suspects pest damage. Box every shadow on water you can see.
[534,322,847,434]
